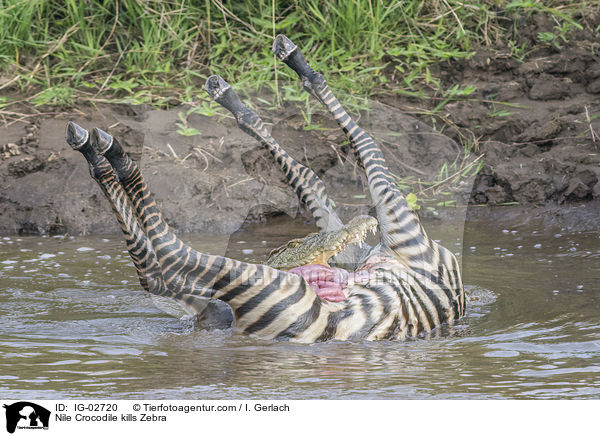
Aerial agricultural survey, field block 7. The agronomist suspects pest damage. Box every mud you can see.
[384,11,600,207]
[0,99,464,235]
[0,10,598,236]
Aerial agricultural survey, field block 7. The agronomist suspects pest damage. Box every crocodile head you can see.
[266,215,378,270]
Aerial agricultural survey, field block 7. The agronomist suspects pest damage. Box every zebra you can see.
[66,34,465,343]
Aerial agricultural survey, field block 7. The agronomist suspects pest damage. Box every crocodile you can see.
[265,215,378,303]
[266,215,377,270]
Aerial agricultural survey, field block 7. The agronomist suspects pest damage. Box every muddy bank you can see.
[2,95,597,237]
[0,100,464,236]
[384,11,600,207]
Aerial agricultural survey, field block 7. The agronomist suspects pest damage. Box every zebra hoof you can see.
[66,122,89,150]
[205,75,231,101]
[205,75,248,117]
[91,127,113,156]
[272,34,297,61]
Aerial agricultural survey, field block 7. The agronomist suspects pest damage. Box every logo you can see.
[3,402,50,434]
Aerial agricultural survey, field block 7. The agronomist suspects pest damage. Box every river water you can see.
[0,211,598,399]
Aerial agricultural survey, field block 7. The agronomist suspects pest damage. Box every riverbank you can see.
[1,4,598,236]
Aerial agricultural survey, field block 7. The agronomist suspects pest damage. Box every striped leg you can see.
[90,127,330,339]
[66,122,166,296]
[205,75,342,233]
[274,36,434,262]
[67,122,228,321]
[274,35,464,315]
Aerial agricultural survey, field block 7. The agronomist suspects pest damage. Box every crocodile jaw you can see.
[266,215,378,271]
[310,250,339,266]
[300,228,374,267]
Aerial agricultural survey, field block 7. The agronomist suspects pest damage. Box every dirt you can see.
[0,11,598,236]
[383,11,600,208]
[0,99,464,235]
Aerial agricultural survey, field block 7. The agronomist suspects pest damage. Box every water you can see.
[0,213,599,399]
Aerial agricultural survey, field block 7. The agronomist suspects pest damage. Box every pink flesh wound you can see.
[288,264,349,302]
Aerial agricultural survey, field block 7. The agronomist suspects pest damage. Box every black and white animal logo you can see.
[3,402,50,434]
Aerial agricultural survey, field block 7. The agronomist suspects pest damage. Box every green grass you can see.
[0,0,594,112]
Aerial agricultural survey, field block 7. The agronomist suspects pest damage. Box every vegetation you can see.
[0,0,593,109]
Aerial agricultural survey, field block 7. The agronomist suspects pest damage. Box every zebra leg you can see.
[273,35,433,263]
[274,35,464,316]
[206,75,342,233]
[66,122,166,296]
[90,127,327,339]
[206,75,374,268]
[89,126,234,298]
[67,122,228,323]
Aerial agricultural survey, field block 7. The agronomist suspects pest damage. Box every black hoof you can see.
[272,35,318,86]
[272,34,297,61]
[91,127,113,156]
[66,122,89,150]
[205,75,231,101]
[205,75,247,116]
